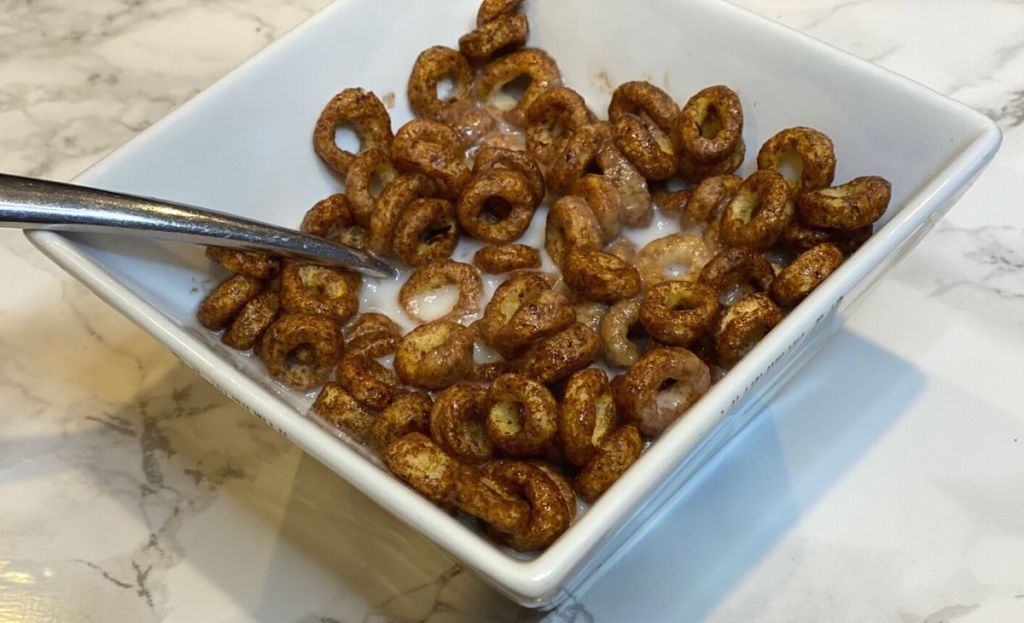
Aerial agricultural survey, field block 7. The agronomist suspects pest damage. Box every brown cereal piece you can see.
[636,233,713,288]
[345,149,398,226]
[451,465,530,533]
[608,81,679,131]
[768,243,843,308]
[399,260,483,323]
[457,168,538,243]
[613,113,678,180]
[474,49,562,126]
[280,261,361,324]
[573,424,642,502]
[672,85,744,166]
[472,146,546,205]
[485,373,558,457]
[368,173,436,255]
[781,219,872,255]
[371,392,433,456]
[572,174,623,240]
[205,246,280,280]
[546,122,612,194]
[563,248,641,304]
[391,119,470,200]
[478,272,575,357]
[395,320,475,390]
[560,368,618,467]
[480,460,573,550]
[407,46,475,120]
[650,183,691,219]
[597,140,653,227]
[313,87,393,176]
[544,196,604,268]
[197,274,262,331]
[756,126,836,193]
[258,313,341,391]
[720,170,795,251]
[473,243,541,273]
[572,301,607,333]
[698,247,774,299]
[477,0,524,25]
[344,312,401,345]
[301,193,355,237]
[796,176,892,230]
[473,360,510,383]
[612,347,711,437]
[686,174,741,224]
[511,322,600,385]
[337,352,404,411]
[383,432,459,504]
[639,281,720,346]
[392,198,460,266]
[676,140,746,182]
[714,292,784,367]
[430,384,495,464]
[525,86,594,167]
[598,298,651,368]
[605,236,638,264]
[312,382,376,440]
[447,104,500,149]
[222,289,280,350]
[459,13,529,65]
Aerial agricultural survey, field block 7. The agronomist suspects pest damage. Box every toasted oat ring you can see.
[367,173,436,255]
[560,368,618,467]
[392,198,460,267]
[280,261,361,324]
[473,146,546,205]
[714,292,784,367]
[636,233,713,288]
[720,170,795,251]
[485,373,558,457]
[768,243,843,308]
[473,243,541,273]
[563,248,641,304]
[698,247,774,299]
[546,123,611,194]
[457,169,538,243]
[371,392,432,456]
[511,322,600,385]
[222,289,280,350]
[571,174,622,240]
[399,260,483,323]
[395,320,474,390]
[477,0,525,25]
[598,140,653,227]
[797,176,892,230]
[672,85,744,166]
[676,140,745,182]
[392,119,470,199]
[686,174,742,224]
[606,236,638,264]
[574,425,642,503]
[545,196,604,268]
[479,272,574,357]
[451,465,530,533]
[781,219,872,255]
[756,126,836,193]
[205,246,280,280]
[612,347,711,437]
[525,87,594,167]
[650,183,691,219]
[313,87,393,176]
[446,105,499,149]
[430,384,495,464]
[480,460,573,550]
[301,193,355,238]
[197,274,263,331]
[384,432,460,504]
[639,281,720,346]
[613,113,677,180]
[598,298,648,368]
[343,312,401,346]
[609,81,679,130]
[474,49,562,126]
[573,301,607,333]
[312,382,376,441]
[258,313,341,391]
[337,351,405,410]
[407,46,475,120]
[459,13,529,65]
[345,149,398,226]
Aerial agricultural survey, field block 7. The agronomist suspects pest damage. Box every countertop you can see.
[1,1,1022,621]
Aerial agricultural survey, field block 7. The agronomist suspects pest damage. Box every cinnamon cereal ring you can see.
[547,122,612,194]
[205,246,280,280]
[479,272,574,357]
[312,382,376,441]
[197,274,263,331]
[563,247,641,304]
[392,198,460,266]
[612,347,711,437]
[544,196,604,268]
[343,312,402,359]
[383,432,459,504]
[472,146,546,205]
[399,260,483,323]
[650,182,691,219]
[796,176,892,230]
[698,247,774,300]
[459,13,529,65]
[481,460,572,550]
[222,289,280,350]
[781,219,872,255]
[345,148,398,226]
[676,139,746,182]
[639,281,720,346]
[457,168,538,243]
[573,425,642,503]
[447,105,499,149]
[407,46,475,120]
[757,126,836,193]
[371,392,432,456]
[392,119,470,199]
[430,384,495,464]
[572,174,623,240]
[599,298,651,368]
[686,174,741,224]
[510,322,600,385]
[473,243,541,273]
[714,292,784,367]
[598,140,653,227]
[337,351,404,410]
[395,320,474,390]
[636,233,713,288]
[572,301,607,333]
[485,373,558,456]
[525,86,594,167]
[301,193,355,238]
[613,113,678,181]
[313,88,393,175]
[608,81,678,130]
[768,243,843,308]
[474,49,562,126]
[606,236,638,264]
[672,85,744,166]
[367,173,436,255]
[720,170,795,250]
[451,465,530,533]
[477,0,524,25]
[560,368,618,467]
[258,313,341,391]
[280,261,361,324]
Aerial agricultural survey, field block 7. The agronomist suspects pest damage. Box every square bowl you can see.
[28,0,1000,608]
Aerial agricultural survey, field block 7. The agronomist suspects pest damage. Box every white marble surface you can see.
[1,1,1022,621]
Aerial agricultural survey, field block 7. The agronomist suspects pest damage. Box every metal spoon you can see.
[0,173,398,279]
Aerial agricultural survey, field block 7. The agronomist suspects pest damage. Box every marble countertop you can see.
[1,1,1022,621]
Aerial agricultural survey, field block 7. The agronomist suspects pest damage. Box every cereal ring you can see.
[371,392,432,456]
[605,236,638,264]
[511,322,600,385]
[525,86,594,167]
[345,149,398,226]
[197,274,262,331]
[672,85,744,166]
[479,272,574,357]
[639,281,720,346]
[459,13,529,65]
[563,248,641,304]
[337,352,404,410]
[344,312,401,345]
[394,320,474,390]
[481,460,572,550]
[529,461,576,520]
[222,289,280,350]
[613,113,677,180]
[258,313,341,391]
[384,432,459,504]
[313,87,393,175]
[572,174,622,240]
[477,0,524,25]
[301,193,355,237]
[756,126,836,193]
[768,243,843,308]
[392,198,460,266]
[676,140,746,182]
[392,119,470,199]
[600,298,653,369]
[598,140,653,227]
[472,146,546,205]
[447,105,499,149]
[573,425,642,503]
[451,465,530,533]
[636,233,713,288]
[312,382,376,440]
[473,361,509,383]
[698,247,774,300]
[485,373,558,456]
[650,183,691,219]
[572,301,607,333]
[399,260,483,323]
[686,174,741,224]
[474,49,562,126]
[796,176,892,230]
[560,368,618,466]
[407,46,475,120]
[457,168,538,243]
[205,246,280,280]
[714,292,784,367]
[546,122,612,194]
[367,172,436,255]
[545,196,604,268]
[781,219,872,255]
[430,384,495,464]
[720,170,795,250]
[612,347,711,437]
[280,261,361,324]
[473,243,541,273]
[608,81,678,130]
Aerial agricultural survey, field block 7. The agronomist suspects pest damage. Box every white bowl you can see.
[28,0,1000,608]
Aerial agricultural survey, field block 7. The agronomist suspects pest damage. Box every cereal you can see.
[714,292,784,367]
[472,146,546,205]
[205,246,280,280]
[511,322,600,385]
[371,392,433,455]
[685,174,741,224]
[478,271,575,357]
[407,46,474,120]
[609,81,679,180]
[796,176,892,230]
[258,313,341,391]
[459,13,529,65]
[474,48,561,126]
[457,168,538,243]
[280,261,361,324]
[698,247,775,300]
[197,274,262,331]
[430,384,495,464]
[345,149,398,226]
[636,233,713,288]
[222,289,280,350]
[392,197,460,266]
[485,373,558,456]
[525,86,594,167]
[612,347,711,437]
[313,87,393,175]
[399,260,483,323]
[563,247,641,304]
[572,174,622,240]
[560,368,618,466]
[672,85,745,180]
[480,460,573,550]
[573,424,642,502]
[720,170,795,250]
[473,243,541,273]
[757,126,836,193]
[367,172,436,255]
[768,243,844,308]
[337,351,404,410]
[394,320,475,389]
[639,281,720,346]
[392,119,470,199]
[312,382,376,440]
[545,195,604,268]
[599,298,649,368]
